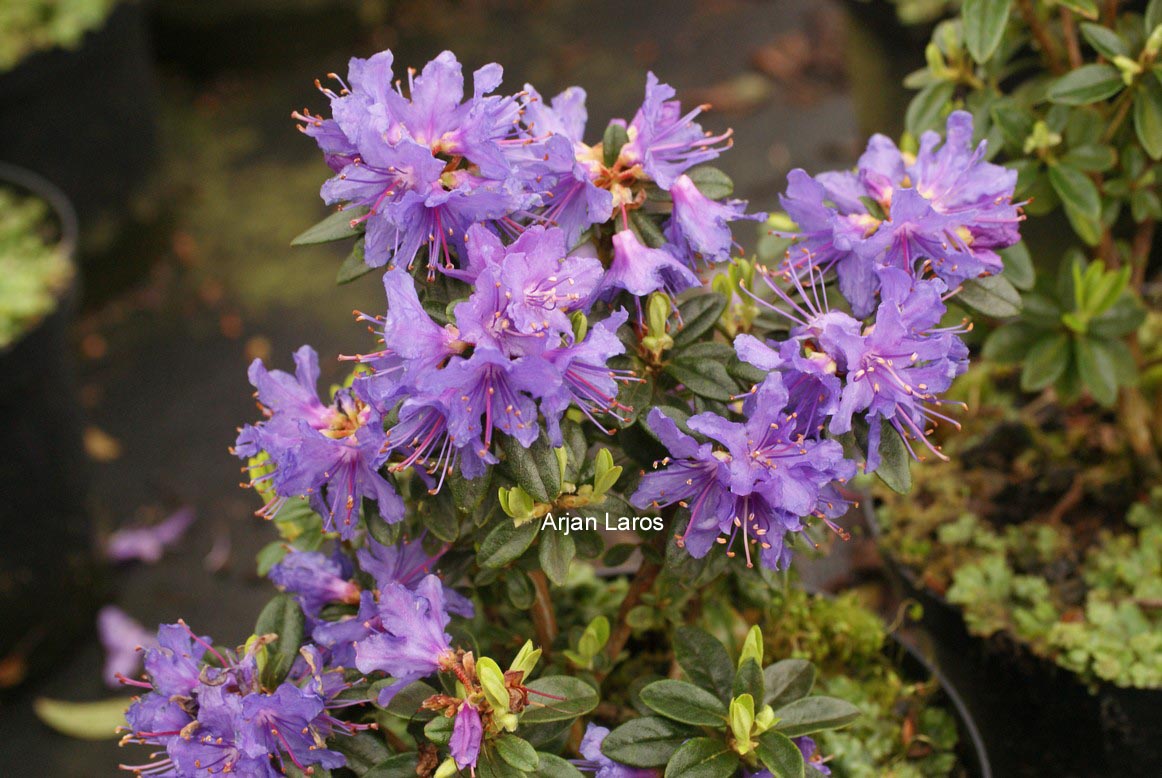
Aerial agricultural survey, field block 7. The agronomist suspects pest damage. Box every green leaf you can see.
[498,433,561,503]
[495,735,539,771]
[33,697,131,740]
[478,519,539,568]
[535,753,585,778]
[1048,163,1103,245]
[520,676,599,724]
[256,540,288,576]
[999,242,1035,290]
[254,593,305,689]
[906,81,955,137]
[330,731,392,772]
[963,0,1012,63]
[733,659,764,701]
[674,626,735,701]
[875,419,912,494]
[684,166,735,200]
[1021,332,1072,391]
[602,716,694,767]
[639,679,728,726]
[1148,0,1162,32]
[1047,64,1124,105]
[982,323,1042,363]
[337,239,374,284]
[424,713,454,745]
[1089,294,1146,337]
[673,293,728,349]
[756,730,806,778]
[538,529,576,586]
[664,358,736,402]
[291,207,367,245]
[1075,336,1119,405]
[364,755,420,778]
[1055,0,1098,18]
[380,680,438,720]
[1060,144,1117,173]
[1134,74,1162,160]
[603,122,629,169]
[663,737,739,778]
[763,659,816,707]
[631,209,667,249]
[957,275,1022,317]
[773,696,861,737]
[1079,22,1129,59]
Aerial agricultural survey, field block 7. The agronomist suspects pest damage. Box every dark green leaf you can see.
[380,680,438,720]
[1048,163,1103,245]
[538,529,576,586]
[957,275,1022,317]
[521,677,599,723]
[330,731,392,773]
[424,714,454,745]
[254,594,305,689]
[756,730,806,778]
[1060,144,1117,172]
[449,466,492,516]
[665,359,736,402]
[963,0,1012,63]
[1134,74,1162,160]
[292,207,367,245]
[604,542,637,567]
[639,679,728,726]
[674,626,735,702]
[991,101,1034,150]
[1075,336,1118,405]
[602,717,694,767]
[535,753,585,778]
[663,737,739,778]
[763,659,816,707]
[673,293,728,348]
[733,659,764,701]
[495,735,539,771]
[337,239,374,284]
[875,419,912,495]
[498,434,561,503]
[364,754,420,778]
[630,209,667,249]
[906,81,955,137]
[478,520,539,569]
[982,323,1042,363]
[773,696,861,737]
[1079,22,1129,59]
[505,569,536,609]
[476,748,527,778]
[999,242,1035,290]
[603,122,629,169]
[1046,64,1123,105]
[684,166,734,200]
[1021,332,1072,391]
[1089,294,1146,337]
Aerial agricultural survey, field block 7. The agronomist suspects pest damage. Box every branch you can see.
[1061,8,1083,69]
[596,533,666,682]
[1018,0,1066,74]
[528,570,558,657]
[1131,219,1156,290]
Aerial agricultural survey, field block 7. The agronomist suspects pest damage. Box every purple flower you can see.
[357,534,475,618]
[619,72,732,189]
[574,724,661,777]
[540,309,634,444]
[599,230,699,298]
[794,736,831,775]
[665,174,764,267]
[235,345,403,538]
[104,507,195,564]
[97,606,156,687]
[354,575,457,705]
[311,589,381,670]
[269,550,361,619]
[238,684,345,772]
[142,622,213,698]
[383,395,495,488]
[450,702,483,769]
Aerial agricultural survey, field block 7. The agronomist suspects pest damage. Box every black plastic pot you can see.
[0,164,98,691]
[868,504,1155,777]
[0,2,158,293]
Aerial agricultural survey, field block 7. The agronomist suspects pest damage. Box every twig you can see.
[1061,8,1083,69]
[596,533,666,682]
[1104,0,1119,27]
[1018,0,1066,74]
[1045,475,1085,525]
[528,570,558,657]
[1131,219,1156,290]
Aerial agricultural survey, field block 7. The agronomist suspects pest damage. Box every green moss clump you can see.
[0,0,119,72]
[0,188,72,348]
[764,589,961,777]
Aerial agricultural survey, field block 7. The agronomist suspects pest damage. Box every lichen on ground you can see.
[0,188,72,348]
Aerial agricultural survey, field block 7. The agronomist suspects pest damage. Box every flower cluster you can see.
[297,51,761,296]
[778,110,1021,318]
[118,624,350,776]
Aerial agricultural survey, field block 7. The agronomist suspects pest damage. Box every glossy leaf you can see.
[538,529,576,586]
[1079,22,1129,59]
[254,593,305,689]
[495,735,539,771]
[763,659,816,707]
[673,293,728,348]
[957,275,1022,317]
[773,696,861,737]
[999,242,1035,290]
[337,240,374,284]
[520,677,598,723]
[756,730,806,778]
[664,358,736,402]
[875,419,913,494]
[639,679,729,726]
[674,626,735,701]
[685,166,735,200]
[1046,65,1123,105]
[364,755,420,778]
[478,519,539,568]
[535,753,585,778]
[663,737,740,778]
[963,0,1012,63]
[601,716,694,766]
[291,206,367,245]
[1134,74,1162,160]
[1020,332,1071,391]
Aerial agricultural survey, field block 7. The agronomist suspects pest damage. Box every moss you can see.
[0,188,72,348]
[0,0,119,72]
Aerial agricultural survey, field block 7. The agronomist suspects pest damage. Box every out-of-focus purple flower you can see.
[269,550,361,619]
[97,606,156,688]
[600,230,700,298]
[235,345,403,538]
[449,702,483,769]
[354,575,457,705]
[794,736,831,775]
[104,507,195,564]
[665,174,764,267]
[574,724,661,777]
[619,72,732,189]
[540,309,634,444]
[356,534,474,618]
